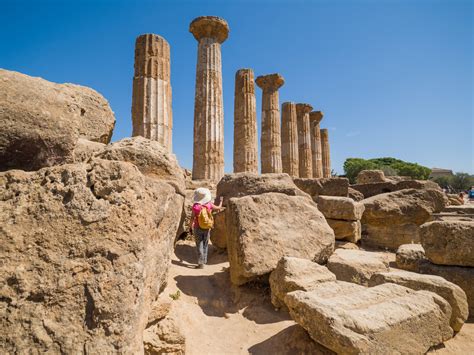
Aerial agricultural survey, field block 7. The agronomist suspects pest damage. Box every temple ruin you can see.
[281,102,299,177]
[233,69,258,173]
[321,128,331,177]
[296,103,313,178]
[256,74,284,174]
[131,34,173,152]
[190,16,229,181]
[309,111,324,178]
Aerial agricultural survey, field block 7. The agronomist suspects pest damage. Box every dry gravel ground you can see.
[165,239,474,354]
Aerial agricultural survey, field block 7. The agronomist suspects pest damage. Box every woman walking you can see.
[189,187,223,268]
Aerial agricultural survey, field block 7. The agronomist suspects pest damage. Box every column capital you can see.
[189,16,229,43]
[296,103,313,115]
[320,128,329,138]
[309,111,324,124]
[255,73,284,91]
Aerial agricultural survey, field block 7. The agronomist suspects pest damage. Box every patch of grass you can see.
[169,290,181,301]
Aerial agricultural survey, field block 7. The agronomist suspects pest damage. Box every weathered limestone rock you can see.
[281,102,299,177]
[295,103,313,178]
[420,220,474,267]
[443,205,474,214]
[73,138,106,163]
[320,128,331,178]
[233,69,258,173]
[0,69,115,171]
[226,193,335,285]
[356,169,387,184]
[210,209,227,249]
[285,283,453,354]
[396,243,426,272]
[327,219,361,243]
[96,136,186,195]
[293,177,349,198]
[317,195,365,221]
[216,172,309,206]
[143,307,185,355]
[361,188,448,250]
[352,179,441,199]
[309,111,324,178]
[269,257,337,309]
[327,249,390,285]
[0,159,183,353]
[132,34,173,152]
[369,270,468,332]
[190,16,229,181]
[348,187,364,201]
[447,193,463,206]
[418,261,474,316]
[256,74,284,174]
[335,241,360,250]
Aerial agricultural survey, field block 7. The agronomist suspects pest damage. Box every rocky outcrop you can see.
[369,270,468,332]
[326,219,361,243]
[73,138,106,163]
[396,243,426,272]
[317,196,364,221]
[420,220,474,267]
[327,249,390,286]
[285,283,453,354]
[356,169,387,184]
[96,137,186,195]
[269,257,336,309]
[293,177,349,198]
[0,69,115,171]
[217,173,309,206]
[226,193,335,285]
[0,159,183,353]
[361,188,448,250]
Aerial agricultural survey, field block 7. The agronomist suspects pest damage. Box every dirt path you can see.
[164,240,474,354]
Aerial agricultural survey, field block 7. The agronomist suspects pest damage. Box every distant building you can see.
[430,168,454,179]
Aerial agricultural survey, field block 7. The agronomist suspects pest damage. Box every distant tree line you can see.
[343,157,432,184]
[432,173,474,192]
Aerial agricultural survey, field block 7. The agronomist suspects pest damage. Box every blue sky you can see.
[2,0,473,174]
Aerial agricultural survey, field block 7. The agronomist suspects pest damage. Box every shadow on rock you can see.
[248,324,335,355]
[174,269,290,325]
[174,242,227,266]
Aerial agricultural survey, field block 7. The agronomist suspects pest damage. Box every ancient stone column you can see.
[281,102,299,177]
[190,16,229,181]
[233,69,258,173]
[321,128,331,178]
[309,111,324,178]
[296,103,313,178]
[256,74,284,174]
[131,34,173,152]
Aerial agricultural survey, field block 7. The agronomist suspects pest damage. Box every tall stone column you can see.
[190,16,229,181]
[234,69,258,173]
[256,74,284,174]
[321,128,331,178]
[131,34,173,152]
[309,111,324,178]
[281,102,299,177]
[296,103,313,178]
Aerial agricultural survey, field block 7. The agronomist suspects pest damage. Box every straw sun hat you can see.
[193,187,212,205]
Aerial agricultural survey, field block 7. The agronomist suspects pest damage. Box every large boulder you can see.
[420,220,474,267]
[356,169,388,184]
[396,243,426,272]
[369,270,468,332]
[0,69,115,171]
[0,159,183,353]
[73,138,106,163]
[209,209,227,249]
[326,219,361,243]
[317,196,365,221]
[327,249,390,286]
[347,187,364,201]
[418,261,474,316]
[96,137,186,195]
[293,177,349,198]
[269,257,336,309]
[352,179,440,199]
[285,283,453,354]
[361,188,448,250]
[226,193,335,285]
[217,173,309,206]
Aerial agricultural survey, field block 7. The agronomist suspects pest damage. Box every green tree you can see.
[343,158,378,183]
[450,173,474,191]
